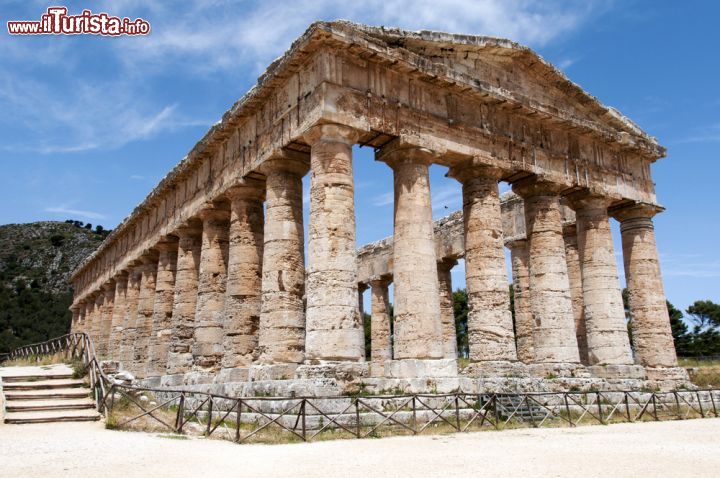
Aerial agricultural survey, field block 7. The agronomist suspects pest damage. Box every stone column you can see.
[70,305,81,334]
[146,239,179,377]
[507,239,533,363]
[512,178,580,364]
[108,273,128,361]
[166,222,203,376]
[98,281,116,358]
[193,206,230,373]
[612,204,678,368]
[303,124,364,362]
[358,283,368,320]
[257,154,308,364]
[378,144,444,360]
[369,278,392,363]
[450,166,517,362]
[571,194,633,365]
[92,293,104,348]
[77,301,87,333]
[222,182,265,370]
[563,225,589,365]
[133,253,159,378]
[85,298,97,340]
[120,265,142,369]
[437,258,458,359]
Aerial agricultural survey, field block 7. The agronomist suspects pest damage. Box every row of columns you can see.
[70,125,678,379]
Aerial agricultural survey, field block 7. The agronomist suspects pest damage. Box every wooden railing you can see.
[2,334,719,444]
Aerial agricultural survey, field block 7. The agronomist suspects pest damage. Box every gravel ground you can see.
[0,418,718,477]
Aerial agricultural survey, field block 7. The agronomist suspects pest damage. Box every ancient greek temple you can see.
[69,22,686,393]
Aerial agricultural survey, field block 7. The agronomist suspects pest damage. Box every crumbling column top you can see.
[447,162,505,183]
[376,139,436,168]
[223,178,266,202]
[610,202,665,222]
[303,122,360,146]
[511,176,566,198]
[256,149,310,176]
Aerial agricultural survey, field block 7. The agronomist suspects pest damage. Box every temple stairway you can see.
[0,364,99,424]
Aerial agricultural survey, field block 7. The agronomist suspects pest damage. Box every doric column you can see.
[70,304,81,334]
[146,239,179,377]
[563,224,589,364]
[92,293,104,348]
[108,273,128,361]
[257,154,308,364]
[119,265,142,368]
[193,205,230,373]
[449,165,517,362]
[506,239,533,363]
[512,178,580,364]
[378,143,443,360]
[83,294,95,340]
[612,204,678,368]
[437,258,458,359]
[133,253,159,378]
[303,124,364,362]
[222,182,265,369]
[166,222,203,375]
[369,278,392,363]
[98,280,116,358]
[571,194,633,365]
[77,301,87,333]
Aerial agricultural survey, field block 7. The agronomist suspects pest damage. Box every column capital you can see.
[504,236,528,250]
[511,176,565,198]
[437,257,458,272]
[154,236,179,252]
[173,219,203,239]
[368,275,392,288]
[257,149,310,177]
[610,202,664,222]
[565,190,614,212]
[303,123,359,146]
[138,250,159,265]
[101,280,116,293]
[447,162,504,183]
[114,270,129,283]
[224,179,266,202]
[197,203,231,222]
[377,139,436,169]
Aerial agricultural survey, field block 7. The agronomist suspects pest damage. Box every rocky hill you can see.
[0,221,106,353]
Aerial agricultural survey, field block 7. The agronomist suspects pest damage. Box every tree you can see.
[95,225,104,234]
[453,288,469,358]
[686,300,720,331]
[667,300,692,357]
[84,223,92,230]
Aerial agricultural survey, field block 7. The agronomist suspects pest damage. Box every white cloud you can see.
[44,205,107,220]
[103,0,602,74]
[372,191,395,207]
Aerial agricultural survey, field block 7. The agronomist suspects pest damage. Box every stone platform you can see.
[133,359,692,398]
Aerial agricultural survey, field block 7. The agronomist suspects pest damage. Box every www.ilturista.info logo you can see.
[7,7,150,36]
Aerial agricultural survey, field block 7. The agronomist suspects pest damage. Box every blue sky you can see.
[1,1,718,317]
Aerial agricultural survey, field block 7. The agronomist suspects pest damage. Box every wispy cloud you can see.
[557,57,578,70]
[674,123,720,144]
[372,191,395,207]
[44,205,107,220]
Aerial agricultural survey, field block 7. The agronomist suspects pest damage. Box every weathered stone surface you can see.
[369,278,392,366]
[222,182,265,369]
[107,273,128,361]
[304,124,364,362]
[68,22,681,388]
[98,281,116,358]
[437,258,458,360]
[146,239,178,377]
[613,204,678,368]
[572,194,633,366]
[192,207,230,373]
[379,143,443,360]
[563,225,589,364]
[513,178,580,364]
[450,166,516,362]
[257,155,308,364]
[507,239,533,363]
[119,267,141,369]
[133,254,158,379]
[166,223,202,376]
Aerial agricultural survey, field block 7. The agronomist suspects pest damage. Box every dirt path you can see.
[0,418,718,477]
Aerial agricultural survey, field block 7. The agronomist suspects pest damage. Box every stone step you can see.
[5,398,96,413]
[4,409,101,425]
[1,373,74,383]
[4,388,91,401]
[1,379,85,391]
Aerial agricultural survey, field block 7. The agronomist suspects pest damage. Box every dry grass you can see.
[2,353,67,367]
